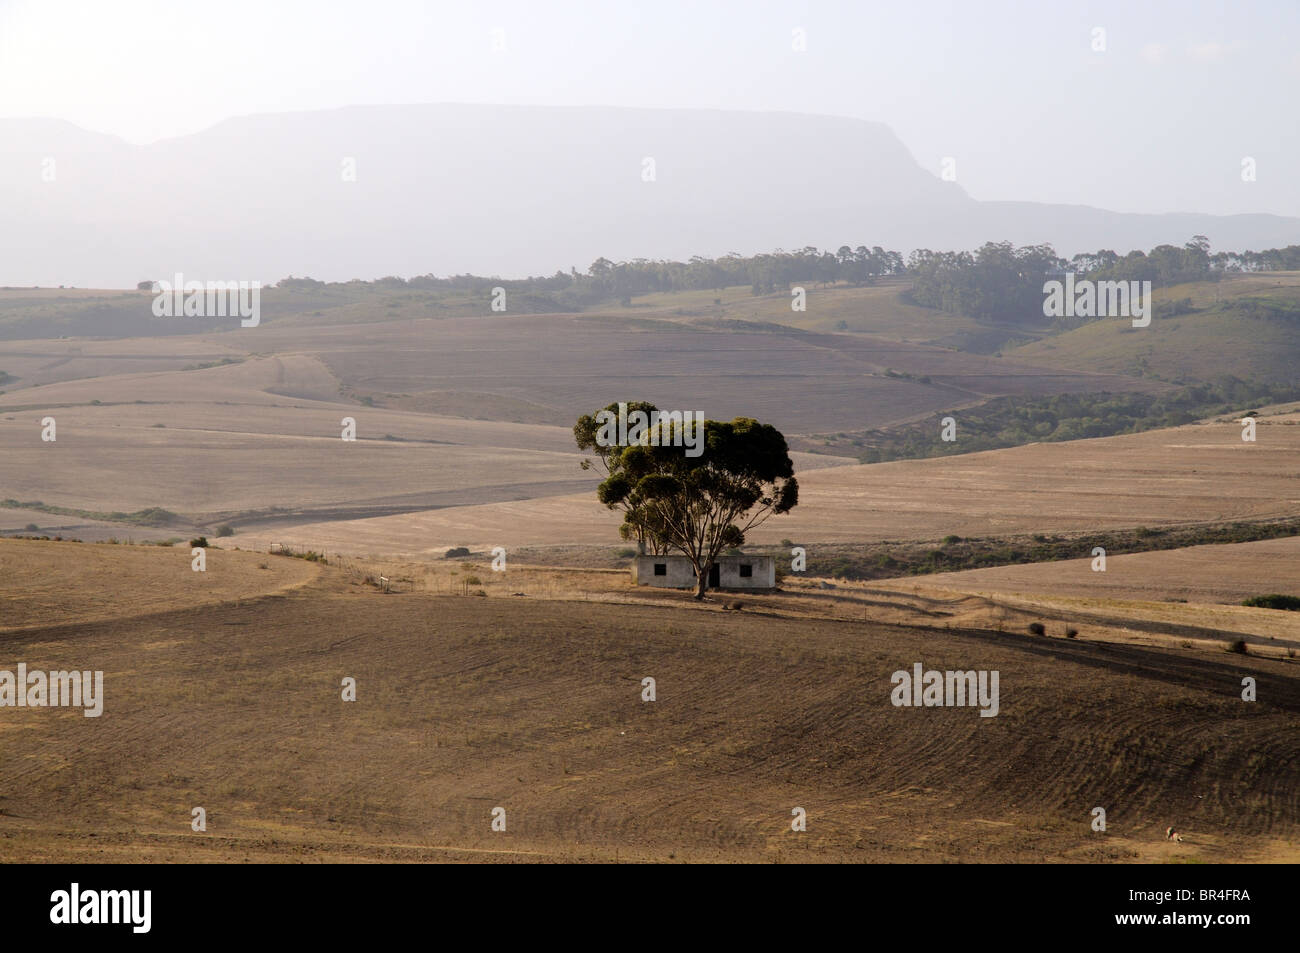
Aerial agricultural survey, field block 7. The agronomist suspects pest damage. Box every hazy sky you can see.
[2,0,1296,217]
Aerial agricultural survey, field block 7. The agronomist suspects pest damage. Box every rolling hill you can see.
[1011,271,1300,383]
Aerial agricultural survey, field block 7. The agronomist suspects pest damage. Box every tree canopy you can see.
[575,404,798,597]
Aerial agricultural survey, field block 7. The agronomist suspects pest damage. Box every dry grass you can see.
[0,538,320,632]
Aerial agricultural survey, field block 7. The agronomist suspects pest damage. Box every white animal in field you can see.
[1165,827,1184,843]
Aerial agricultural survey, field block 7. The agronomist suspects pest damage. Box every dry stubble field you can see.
[228,410,1300,556]
[0,540,1296,863]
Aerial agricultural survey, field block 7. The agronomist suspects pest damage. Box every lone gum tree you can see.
[575,402,798,599]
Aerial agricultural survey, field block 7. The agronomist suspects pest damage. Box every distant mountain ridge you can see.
[2,104,1298,287]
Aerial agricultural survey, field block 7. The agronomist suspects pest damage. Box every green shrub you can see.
[215,525,234,537]
[445,546,471,558]
[1242,594,1300,611]
[189,537,208,548]
[1027,622,1046,636]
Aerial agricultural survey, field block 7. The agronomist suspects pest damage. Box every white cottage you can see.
[631,554,776,591]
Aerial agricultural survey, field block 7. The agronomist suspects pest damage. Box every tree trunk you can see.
[694,571,708,599]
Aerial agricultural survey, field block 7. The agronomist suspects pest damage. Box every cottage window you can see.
[739,564,753,578]
[653,563,667,576]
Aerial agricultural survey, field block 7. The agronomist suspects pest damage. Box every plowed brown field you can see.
[1,541,1295,863]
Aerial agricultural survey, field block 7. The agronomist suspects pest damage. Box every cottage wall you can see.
[632,555,697,588]
[632,555,775,590]
[716,556,775,588]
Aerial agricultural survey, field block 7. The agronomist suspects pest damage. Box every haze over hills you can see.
[3,104,1299,288]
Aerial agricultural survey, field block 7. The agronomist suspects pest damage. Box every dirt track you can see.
[1,550,1295,863]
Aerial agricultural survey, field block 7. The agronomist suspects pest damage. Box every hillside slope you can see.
[1011,272,1300,383]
